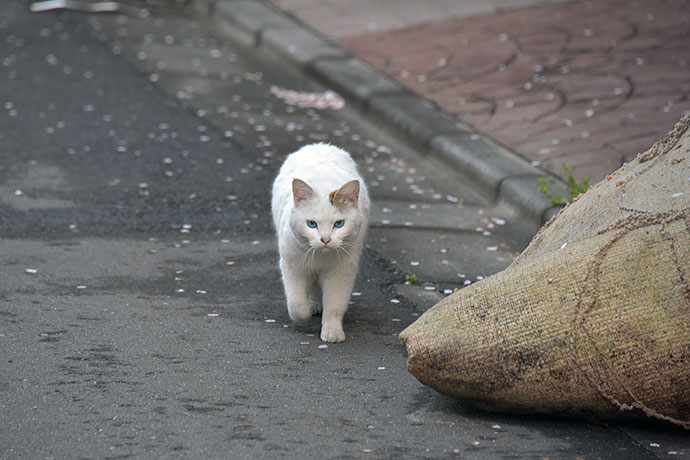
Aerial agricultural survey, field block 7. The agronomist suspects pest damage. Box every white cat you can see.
[272,143,370,343]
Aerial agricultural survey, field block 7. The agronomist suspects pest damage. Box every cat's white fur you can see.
[272,143,370,343]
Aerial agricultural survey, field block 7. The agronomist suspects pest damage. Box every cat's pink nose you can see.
[321,235,331,245]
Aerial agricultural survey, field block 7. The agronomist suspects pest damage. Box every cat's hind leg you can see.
[308,278,323,315]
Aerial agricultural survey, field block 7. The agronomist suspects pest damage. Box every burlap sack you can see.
[400,115,690,429]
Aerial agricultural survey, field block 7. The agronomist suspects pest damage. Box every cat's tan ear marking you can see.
[330,180,359,209]
[292,178,315,205]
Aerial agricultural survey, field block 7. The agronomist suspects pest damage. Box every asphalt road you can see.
[1,2,688,459]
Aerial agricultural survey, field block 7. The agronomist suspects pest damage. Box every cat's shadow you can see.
[291,313,323,336]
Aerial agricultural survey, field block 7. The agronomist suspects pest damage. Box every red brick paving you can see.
[341,0,690,182]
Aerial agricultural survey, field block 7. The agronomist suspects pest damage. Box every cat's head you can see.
[289,178,363,251]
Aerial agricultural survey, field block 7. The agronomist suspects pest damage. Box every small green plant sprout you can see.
[538,163,590,206]
[406,274,418,285]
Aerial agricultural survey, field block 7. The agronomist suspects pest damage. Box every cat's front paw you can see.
[320,326,345,343]
[288,302,312,321]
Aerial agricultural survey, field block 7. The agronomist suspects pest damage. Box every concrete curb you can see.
[197,0,568,224]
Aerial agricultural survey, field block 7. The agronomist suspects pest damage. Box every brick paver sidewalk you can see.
[273,0,690,183]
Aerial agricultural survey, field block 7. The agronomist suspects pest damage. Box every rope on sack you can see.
[571,208,690,430]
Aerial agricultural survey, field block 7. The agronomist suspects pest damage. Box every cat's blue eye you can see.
[306,220,318,228]
[334,220,345,228]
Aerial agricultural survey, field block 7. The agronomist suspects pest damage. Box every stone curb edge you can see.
[195,0,568,224]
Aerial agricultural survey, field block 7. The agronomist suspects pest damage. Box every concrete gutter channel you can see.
[194,0,568,227]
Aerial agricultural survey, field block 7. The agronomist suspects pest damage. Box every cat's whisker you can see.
[308,248,317,272]
[340,241,359,257]
[298,246,314,269]
[340,241,358,251]
[337,245,357,266]
[304,249,318,275]
[309,247,317,272]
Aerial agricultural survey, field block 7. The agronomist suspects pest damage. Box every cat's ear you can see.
[330,180,359,209]
[292,178,315,205]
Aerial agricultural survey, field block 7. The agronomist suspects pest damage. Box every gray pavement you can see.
[1,2,688,459]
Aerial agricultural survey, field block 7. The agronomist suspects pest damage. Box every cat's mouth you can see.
[317,243,340,252]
